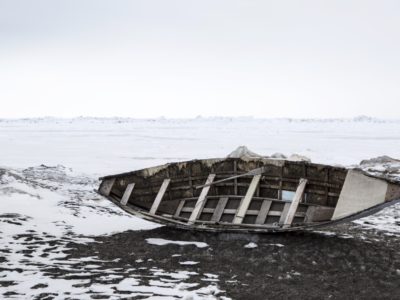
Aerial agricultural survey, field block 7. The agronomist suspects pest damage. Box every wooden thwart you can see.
[282,178,308,228]
[233,174,262,224]
[121,183,135,205]
[149,179,171,215]
[188,174,216,223]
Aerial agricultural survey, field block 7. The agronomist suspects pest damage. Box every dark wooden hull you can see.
[97,158,400,233]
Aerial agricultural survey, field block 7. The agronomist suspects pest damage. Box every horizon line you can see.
[0,115,399,121]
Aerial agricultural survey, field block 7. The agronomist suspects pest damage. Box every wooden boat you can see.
[97,157,400,233]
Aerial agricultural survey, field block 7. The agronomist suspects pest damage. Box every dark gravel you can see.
[65,224,400,300]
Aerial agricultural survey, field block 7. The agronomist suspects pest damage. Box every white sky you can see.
[0,0,399,118]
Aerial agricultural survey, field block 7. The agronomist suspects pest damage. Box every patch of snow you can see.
[270,153,287,159]
[353,203,400,236]
[244,242,258,248]
[116,278,140,290]
[313,231,337,237]
[151,269,198,280]
[268,243,285,247]
[179,261,200,265]
[357,155,400,182]
[146,238,208,248]
[288,154,311,162]
[227,146,263,158]
[0,168,160,238]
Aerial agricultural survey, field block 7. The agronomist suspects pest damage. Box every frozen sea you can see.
[0,117,400,299]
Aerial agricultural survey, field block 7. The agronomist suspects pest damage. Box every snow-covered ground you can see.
[0,117,400,299]
[1,116,400,175]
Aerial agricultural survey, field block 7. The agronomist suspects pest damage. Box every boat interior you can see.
[98,158,349,230]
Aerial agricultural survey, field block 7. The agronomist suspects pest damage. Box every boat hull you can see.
[97,157,400,233]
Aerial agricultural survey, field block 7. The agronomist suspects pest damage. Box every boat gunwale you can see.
[98,157,348,181]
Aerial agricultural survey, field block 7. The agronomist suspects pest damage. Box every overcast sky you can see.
[0,0,399,118]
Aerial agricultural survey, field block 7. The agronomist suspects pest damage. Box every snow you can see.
[1,117,400,175]
[244,242,258,248]
[268,243,285,247]
[1,117,400,298]
[0,168,160,237]
[179,261,200,265]
[146,238,209,248]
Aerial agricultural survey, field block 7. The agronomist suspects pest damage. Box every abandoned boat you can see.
[97,158,400,232]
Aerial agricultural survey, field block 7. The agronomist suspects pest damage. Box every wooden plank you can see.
[211,197,229,222]
[99,178,116,196]
[255,200,272,224]
[304,206,335,223]
[149,179,171,215]
[270,210,305,218]
[182,207,305,216]
[278,202,290,225]
[174,199,186,218]
[233,174,262,224]
[282,178,308,228]
[120,183,135,205]
[188,174,216,223]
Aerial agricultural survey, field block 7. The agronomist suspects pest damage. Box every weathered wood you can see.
[120,183,135,205]
[188,174,216,223]
[182,206,307,218]
[233,160,238,195]
[99,178,116,196]
[304,206,335,222]
[149,179,171,214]
[255,200,272,224]
[211,197,229,222]
[174,199,186,218]
[279,203,291,224]
[188,168,194,197]
[270,210,306,217]
[233,174,262,224]
[279,166,283,200]
[196,167,265,189]
[129,179,340,197]
[181,207,306,217]
[282,178,308,228]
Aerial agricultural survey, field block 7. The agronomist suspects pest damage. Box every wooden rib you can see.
[255,200,272,224]
[188,174,216,223]
[120,183,135,205]
[279,203,291,224]
[211,197,229,222]
[174,199,186,218]
[149,179,171,215]
[282,178,308,228]
[233,174,262,224]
